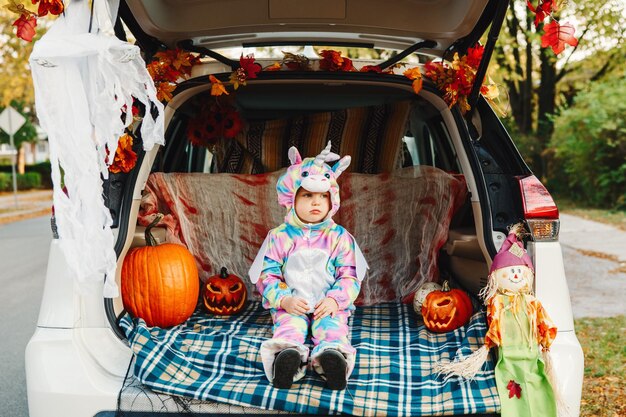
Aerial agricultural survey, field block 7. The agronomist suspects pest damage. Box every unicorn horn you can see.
[314,141,332,166]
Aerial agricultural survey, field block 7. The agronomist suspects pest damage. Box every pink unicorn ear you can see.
[332,155,351,177]
[288,147,302,165]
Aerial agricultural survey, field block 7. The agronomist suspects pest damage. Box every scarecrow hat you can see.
[489,225,534,273]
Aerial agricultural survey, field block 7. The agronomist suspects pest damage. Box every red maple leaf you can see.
[240,54,262,79]
[13,14,37,42]
[359,65,382,73]
[36,0,65,17]
[541,20,578,55]
[319,50,355,72]
[507,380,522,399]
[527,0,554,27]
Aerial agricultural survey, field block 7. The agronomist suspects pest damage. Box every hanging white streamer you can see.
[30,0,164,297]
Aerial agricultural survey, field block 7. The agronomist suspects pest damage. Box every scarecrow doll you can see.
[436,224,561,417]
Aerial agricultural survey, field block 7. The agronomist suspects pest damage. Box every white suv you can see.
[26,1,583,416]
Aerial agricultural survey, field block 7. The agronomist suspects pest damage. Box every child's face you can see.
[294,187,331,224]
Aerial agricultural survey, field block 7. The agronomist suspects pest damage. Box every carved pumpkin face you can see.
[203,267,247,315]
[421,281,473,333]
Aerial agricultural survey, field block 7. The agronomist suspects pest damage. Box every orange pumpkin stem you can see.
[442,280,450,292]
[145,213,164,246]
[220,267,229,278]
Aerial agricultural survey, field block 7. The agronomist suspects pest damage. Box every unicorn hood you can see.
[276,141,351,222]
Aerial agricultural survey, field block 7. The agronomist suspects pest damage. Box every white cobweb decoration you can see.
[29,0,164,297]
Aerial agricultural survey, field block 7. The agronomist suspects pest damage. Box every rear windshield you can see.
[155,83,460,175]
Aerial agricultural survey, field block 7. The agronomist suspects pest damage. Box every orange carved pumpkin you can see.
[121,214,199,327]
[203,267,247,315]
[421,281,473,333]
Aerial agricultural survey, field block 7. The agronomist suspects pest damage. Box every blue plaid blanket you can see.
[120,302,499,416]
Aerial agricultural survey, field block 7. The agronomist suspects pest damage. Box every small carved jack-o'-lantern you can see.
[203,267,248,315]
[421,281,473,333]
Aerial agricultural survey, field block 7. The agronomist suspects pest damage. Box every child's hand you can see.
[314,297,339,320]
[281,296,309,316]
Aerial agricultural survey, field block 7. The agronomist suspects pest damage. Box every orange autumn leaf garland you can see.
[210,54,262,96]
[146,49,201,103]
[407,44,493,114]
[108,133,138,174]
[229,54,262,89]
[319,49,356,72]
[403,67,423,94]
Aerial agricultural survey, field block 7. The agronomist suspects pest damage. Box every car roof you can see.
[121,0,499,55]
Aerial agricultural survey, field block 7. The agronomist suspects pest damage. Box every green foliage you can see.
[0,172,10,191]
[575,316,625,417]
[0,101,38,148]
[550,77,626,209]
[0,171,41,191]
[26,161,52,188]
[17,172,41,190]
[0,161,51,188]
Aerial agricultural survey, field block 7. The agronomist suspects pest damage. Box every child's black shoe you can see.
[318,349,347,390]
[272,348,301,389]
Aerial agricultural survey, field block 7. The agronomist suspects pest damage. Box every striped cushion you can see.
[218,101,411,174]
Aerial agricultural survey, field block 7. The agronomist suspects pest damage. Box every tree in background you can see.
[549,75,626,209]
[0,101,38,173]
[0,7,49,173]
[494,0,625,178]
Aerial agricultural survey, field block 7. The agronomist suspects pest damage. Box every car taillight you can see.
[518,175,560,241]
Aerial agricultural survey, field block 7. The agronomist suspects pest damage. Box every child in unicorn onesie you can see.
[249,142,368,390]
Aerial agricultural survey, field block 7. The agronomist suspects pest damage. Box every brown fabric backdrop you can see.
[216,101,411,174]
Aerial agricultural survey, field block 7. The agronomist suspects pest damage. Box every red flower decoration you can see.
[507,380,522,399]
[221,107,243,139]
[186,103,242,148]
[541,21,578,55]
[13,14,37,42]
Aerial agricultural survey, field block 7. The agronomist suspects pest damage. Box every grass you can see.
[556,197,626,232]
[575,316,625,417]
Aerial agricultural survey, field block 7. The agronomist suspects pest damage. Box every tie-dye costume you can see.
[249,142,368,384]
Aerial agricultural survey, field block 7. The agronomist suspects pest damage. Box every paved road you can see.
[559,213,626,318]
[0,216,51,417]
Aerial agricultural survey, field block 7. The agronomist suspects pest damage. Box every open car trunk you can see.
[111,74,496,415]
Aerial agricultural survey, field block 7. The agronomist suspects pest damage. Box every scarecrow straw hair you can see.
[434,345,490,381]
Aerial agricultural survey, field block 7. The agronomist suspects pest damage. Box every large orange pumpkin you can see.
[121,215,199,327]
[203,267,247,315]
[421,281,473,333]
